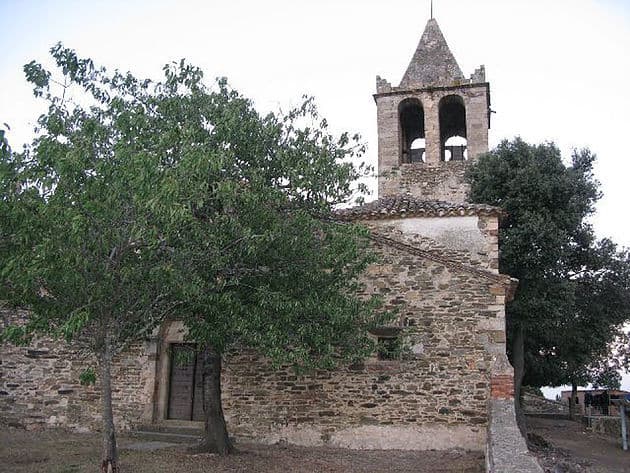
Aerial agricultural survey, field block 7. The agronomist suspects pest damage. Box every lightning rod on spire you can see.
[431,0,433,19]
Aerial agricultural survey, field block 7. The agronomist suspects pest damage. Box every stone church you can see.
[1,18,530,462]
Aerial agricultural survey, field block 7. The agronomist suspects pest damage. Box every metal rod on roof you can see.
[431,0,433,19]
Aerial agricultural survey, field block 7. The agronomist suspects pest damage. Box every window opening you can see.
[410,138,426,163]
[443,136,468,162]
[377,336,402,360]
[399,99,425,164]
[439,95,467,161]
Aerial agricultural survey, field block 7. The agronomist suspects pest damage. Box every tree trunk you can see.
[512,324,526,435]
[569,380,579,420]
[99,343,118,473]
[194,346,235,455]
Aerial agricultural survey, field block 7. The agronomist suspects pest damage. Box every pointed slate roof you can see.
[399,18,464,88]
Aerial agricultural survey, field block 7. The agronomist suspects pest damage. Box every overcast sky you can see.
[2,0,630,395]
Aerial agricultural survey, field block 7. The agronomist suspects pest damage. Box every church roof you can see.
[336,195,503,221]
[399,18,465,88]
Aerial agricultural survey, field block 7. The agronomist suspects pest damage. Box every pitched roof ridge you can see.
[335,195,504,221]
[368,231,513,285]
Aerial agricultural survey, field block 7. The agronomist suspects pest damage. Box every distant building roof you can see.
[399,18,465,88]
[560,389,630,395]
[336,195,503,221]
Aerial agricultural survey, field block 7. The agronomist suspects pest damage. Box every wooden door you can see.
[167,344,205,421]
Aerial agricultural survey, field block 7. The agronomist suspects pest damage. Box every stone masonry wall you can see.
[375,84,489,201]
[0,309,155,431]
[380,161,471,203]
[219,228,509,450]
[1,227,508,452]
[371,216,499,273]
[521,392,570,416]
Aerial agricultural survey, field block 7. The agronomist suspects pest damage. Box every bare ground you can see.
[0,427,484,473]
[528,416,630,473]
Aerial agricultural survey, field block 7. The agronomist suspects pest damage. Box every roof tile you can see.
[336,195,503,221]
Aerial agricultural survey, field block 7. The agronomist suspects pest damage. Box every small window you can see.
[377,336,401,360]
[370,327,403,361]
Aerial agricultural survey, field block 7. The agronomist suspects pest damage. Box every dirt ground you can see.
[528,416,630,473]
[5,417,630,472]
[0,427,484,473]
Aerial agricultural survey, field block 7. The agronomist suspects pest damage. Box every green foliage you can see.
[591,364,622,390]
[171,345,196,367]
[376,336,405,361]
[1,43,385,375]
[468,138,630,389]
[79,367,97,386]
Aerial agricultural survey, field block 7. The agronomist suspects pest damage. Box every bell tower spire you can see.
[373,18,491,203]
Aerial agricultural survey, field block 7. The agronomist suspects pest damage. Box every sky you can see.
[1,0,630,397]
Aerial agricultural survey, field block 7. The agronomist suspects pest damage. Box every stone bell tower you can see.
[374,18,491,203]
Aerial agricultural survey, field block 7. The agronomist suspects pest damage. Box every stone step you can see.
[128,429,202,444]
[134,422,204,436]
[129,422,204,444]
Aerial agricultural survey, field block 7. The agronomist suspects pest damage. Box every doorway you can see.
[167,343,205,421]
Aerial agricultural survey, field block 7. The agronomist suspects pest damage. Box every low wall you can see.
[522,392,569,417]
[485,356,543,473]
[584,415,624,438]
[486,399,544,473]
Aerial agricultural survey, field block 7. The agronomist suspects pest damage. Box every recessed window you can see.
[399,98,425,164]
[439,95,467,161]
[377,336,401,360]
[370,327,403,360]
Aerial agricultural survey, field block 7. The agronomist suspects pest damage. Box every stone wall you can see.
[218,227,509,450]
[380,161,471,203]
[369,215,499,273]
[374,83,489,201]
[1,227,509,452]
[522,391,570,417]
[584,415,624,438]
[0,309,156,431]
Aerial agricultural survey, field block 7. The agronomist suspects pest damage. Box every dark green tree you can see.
[0,44,386,469]
[467,138,630,421]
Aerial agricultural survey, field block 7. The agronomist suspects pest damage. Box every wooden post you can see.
[621,405,628,451]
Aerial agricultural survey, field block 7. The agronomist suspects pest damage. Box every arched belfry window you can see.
[439,95,467,161]
[399,98,425,164]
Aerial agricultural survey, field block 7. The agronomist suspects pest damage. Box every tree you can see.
[142,64,387,456]
[467,138,630,423]
[0,47,190,472]
[1,44,386,467]
[524,238,630,417]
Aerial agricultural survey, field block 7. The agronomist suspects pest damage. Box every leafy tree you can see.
[524,238,630,416]
[467,138,630,422]
[0,44,386,469]
[0,47,189,472]
[144,63,386,456]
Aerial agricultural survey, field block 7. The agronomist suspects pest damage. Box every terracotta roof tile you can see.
[336,195,503,221]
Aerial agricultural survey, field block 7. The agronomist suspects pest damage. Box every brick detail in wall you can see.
[490,375,514,400]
